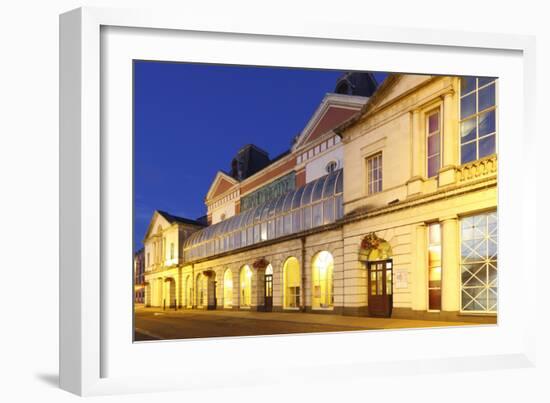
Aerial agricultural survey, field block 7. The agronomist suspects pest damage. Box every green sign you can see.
[241,172,295,212]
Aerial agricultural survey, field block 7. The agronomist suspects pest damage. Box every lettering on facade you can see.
[240,172,296,212]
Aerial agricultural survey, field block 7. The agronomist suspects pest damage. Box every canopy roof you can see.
[183,169,344,261]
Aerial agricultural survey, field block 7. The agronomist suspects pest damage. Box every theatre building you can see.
[140,72,497,323]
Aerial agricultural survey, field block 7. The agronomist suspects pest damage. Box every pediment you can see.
[293,93,367,151]
[364,74,433,115]
[206,171,239,201]
[142,211,171,241]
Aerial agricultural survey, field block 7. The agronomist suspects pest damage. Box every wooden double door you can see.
[367,260,393,317]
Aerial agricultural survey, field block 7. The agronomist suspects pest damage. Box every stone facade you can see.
[143,74,498,324]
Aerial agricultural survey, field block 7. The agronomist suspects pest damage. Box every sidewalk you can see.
[135,306,477,330]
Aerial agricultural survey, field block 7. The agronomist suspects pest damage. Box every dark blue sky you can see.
[134,61,387,251]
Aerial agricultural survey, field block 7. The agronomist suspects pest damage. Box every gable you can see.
[211,177,235,198]
[303,106,358,145]
[293,94,367,151]
[142,211,171,241]
[206,171,239,201]
[373,74,432,110]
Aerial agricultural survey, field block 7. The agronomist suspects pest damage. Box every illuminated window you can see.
[426,110,441,178]
[196,273,208,308]
[427,223,442,310]
[240,265,252,307]
[312,251,334,309]
[185,275,192,308]
[366,153,382,195]
[460,77,497,164]
[223,269,233,308]
[283,257,301,308]
[460,212,498,313]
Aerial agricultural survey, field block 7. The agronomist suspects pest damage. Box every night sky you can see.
[133,61,387,251]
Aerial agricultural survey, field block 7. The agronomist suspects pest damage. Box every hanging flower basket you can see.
[252,257,269,269]
[360,233,381,250]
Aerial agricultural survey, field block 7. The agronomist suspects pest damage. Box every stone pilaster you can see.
[407,109,424,196]
[439,90,458,186]
[412,223,427,311]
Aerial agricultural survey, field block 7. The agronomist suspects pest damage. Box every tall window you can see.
[460,212,498,313]
[366,153,382,195]
[240,265,252,307]
[311,251,334,309]
[223,269,233,308]
[427,223,442,311]
[283,257,301,308]
[426,110,441,177]
[460,77,497,164]
[170,242,174,260]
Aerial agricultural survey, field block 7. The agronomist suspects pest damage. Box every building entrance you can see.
[367,260,393,317]
[264,273,273,312]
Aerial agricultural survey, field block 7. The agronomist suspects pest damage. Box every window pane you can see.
[461,142,477,164]
[478,83,496,111]
[283,213,292,235]
[478,77,496,87]
[276,216,283,237]
[322,170,338,198]
[461,76,476,94]
[461,117,476,144]
[323,198,334,224]
[427,133,440,156]
[479,110,496,136]
[312,176,327,202]
[479,135,496,158]
[291,187,305,210]
[427,155,440,178]
[312,203,322,227]
[335,195,344,219]
[428,112,439,132]
[460,93,476,119]
[292,210,301,232]
[303,206,312,229]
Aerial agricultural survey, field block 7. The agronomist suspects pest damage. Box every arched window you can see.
[240,265,252,307]
[224,269,233,308]
[283,257,301,308]
[196,273,207,308]
[184,275,192,308]
[311,251,334,309]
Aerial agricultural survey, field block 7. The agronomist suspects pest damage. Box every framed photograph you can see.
[60,6,536,396]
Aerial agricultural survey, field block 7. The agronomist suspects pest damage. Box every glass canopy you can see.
[184,169,344,262]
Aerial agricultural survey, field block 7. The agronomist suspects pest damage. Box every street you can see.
[134,306,473,341]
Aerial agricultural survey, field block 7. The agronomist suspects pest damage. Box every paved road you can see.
[134,307,473,341]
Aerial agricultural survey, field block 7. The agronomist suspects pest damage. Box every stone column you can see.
[439,91,458,186]
[412,223,427,311]
[176,267,182,308]
[441,216,460,312]
[407,109,424,196]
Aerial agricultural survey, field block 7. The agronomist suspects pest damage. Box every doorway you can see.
[367,260,393,317]
[264,264,273,312]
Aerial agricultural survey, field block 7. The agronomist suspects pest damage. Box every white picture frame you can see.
[59,6,537,396]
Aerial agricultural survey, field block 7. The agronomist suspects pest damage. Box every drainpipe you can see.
[301,236,306,313]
